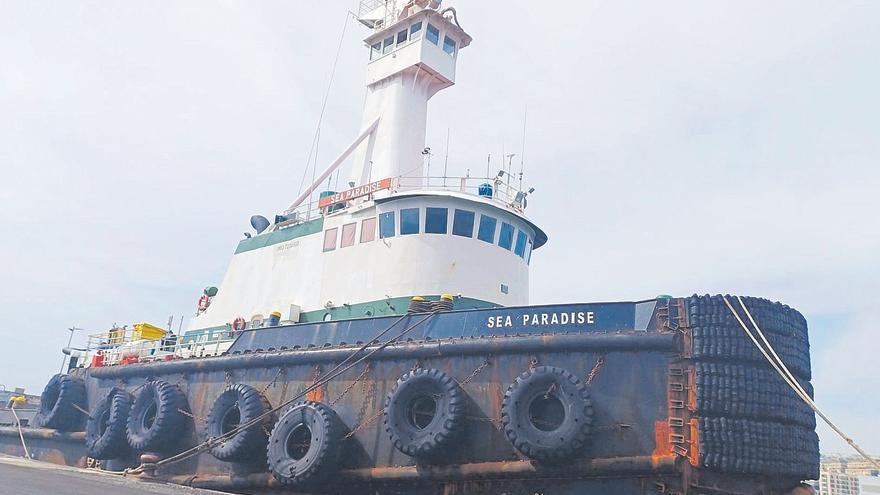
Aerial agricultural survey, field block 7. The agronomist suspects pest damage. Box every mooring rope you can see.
[144,311,438,472]
[722,295,880,470]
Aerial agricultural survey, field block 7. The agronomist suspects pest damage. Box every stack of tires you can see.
[687,295,820,480]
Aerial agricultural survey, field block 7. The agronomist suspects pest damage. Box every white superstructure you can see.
[187,1,545,334]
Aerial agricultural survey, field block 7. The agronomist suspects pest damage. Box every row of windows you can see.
[323,208,534,263]
[370,21,457,60]
[382,207,532,262]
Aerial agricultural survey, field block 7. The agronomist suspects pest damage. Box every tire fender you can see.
[126,380,189,452]
[501,365,593,463]
[205,383,273,462]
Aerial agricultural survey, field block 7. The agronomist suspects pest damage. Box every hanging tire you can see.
[501,366,593,463]
[205,383,273,462]
[86,387,132,459]
[126,380,189,452]
[383,368,465,459]
[34,374,87,432]
[267,401,343,488]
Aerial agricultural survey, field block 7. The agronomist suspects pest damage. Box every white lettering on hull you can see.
[487,311,595,328]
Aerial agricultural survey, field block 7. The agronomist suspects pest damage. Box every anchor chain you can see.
[458,359,491,386]
[587,354,606,385]
[330,364,371,407]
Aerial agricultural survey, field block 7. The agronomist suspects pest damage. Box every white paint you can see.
[190,193,537,330]
[350,9,471,191]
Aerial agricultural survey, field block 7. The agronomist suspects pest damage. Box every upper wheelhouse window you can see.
[515,230,528,257]
[477,215,497,244]
[426,24,440,45]
[425,207,448,234]
[443,35,456,55]
[370,42,381,60]
[341,223,356,248]
[379,212,395,238]
[410,21,423,40]
[382,36,394,54]
[400,208,420,235]
[396,29,408,45]
[323,227,338,252]
[452,209,475,238]
[361,217,376,243]
[526,238,533,264]
[499,222,514,250]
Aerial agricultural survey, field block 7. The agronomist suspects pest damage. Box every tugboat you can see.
[0,2,819,494]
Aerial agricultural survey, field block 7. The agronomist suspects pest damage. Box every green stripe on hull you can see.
[183,296,499,342]
[234,218,324,255]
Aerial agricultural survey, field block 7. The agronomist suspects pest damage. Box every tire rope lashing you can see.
[134,311,439,474]
[722,295,880,471]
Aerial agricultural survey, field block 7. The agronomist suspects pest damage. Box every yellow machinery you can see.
[133,323,167,341]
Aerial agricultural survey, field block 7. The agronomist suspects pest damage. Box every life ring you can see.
[383,368,465,459]
[205,384,273,462]
[501,365,593,463]
[34,374,88,432]
[86,387,132,459]
[232,317,247,332]
[126,380,189,452]
[267,401,343,488]
[198,294,211,312]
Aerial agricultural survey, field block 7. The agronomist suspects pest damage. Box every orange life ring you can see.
[198,294,211,312]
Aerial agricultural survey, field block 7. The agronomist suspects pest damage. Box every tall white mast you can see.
[351,0,471,191]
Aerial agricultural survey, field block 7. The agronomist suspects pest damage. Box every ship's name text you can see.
[486,311,595,328]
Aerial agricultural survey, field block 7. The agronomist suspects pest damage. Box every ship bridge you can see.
[186,1,546,336]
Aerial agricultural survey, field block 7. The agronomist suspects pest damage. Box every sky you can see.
[1,1,878,455]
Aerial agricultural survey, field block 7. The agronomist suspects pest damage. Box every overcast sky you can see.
[1,1,878,455]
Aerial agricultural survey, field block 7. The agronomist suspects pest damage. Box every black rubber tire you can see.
[34,374,87,432]
[126,380,189,452]
[383,368,465,459]
[86,387,132,459]
[501,366,593,463]
[205,383,273,462]
[267,401,343,489]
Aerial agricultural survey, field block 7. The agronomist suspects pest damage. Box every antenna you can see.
[443,128,450,187]
[519,104,527,190]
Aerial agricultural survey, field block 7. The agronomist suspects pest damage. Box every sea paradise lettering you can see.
[486,311,595,328]
[318,178,392,208]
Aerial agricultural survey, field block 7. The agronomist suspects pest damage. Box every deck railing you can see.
[82,328,236,368]
[277,174,529,229]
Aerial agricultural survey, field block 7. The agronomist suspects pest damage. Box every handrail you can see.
[82,327,237,368]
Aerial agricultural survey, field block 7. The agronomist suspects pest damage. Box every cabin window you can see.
[323,227,338,252]
[400,208,420,235]
[452,209,475,237]
[360,217,376,243]
[341,223,356,248]
[410,21,423,39]
[515,230,528,257]
[379,212,395,238]
[477,215,497,244]
[425,207,448,234]
[499,223,514,250]
[370,42,381,60]
[526,238,533,264]
[396,29,408,45]
[426,24,440,45]
[382,36,394,54]
[443,35,456,55]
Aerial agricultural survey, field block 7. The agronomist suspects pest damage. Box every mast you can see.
[350,1,472,191]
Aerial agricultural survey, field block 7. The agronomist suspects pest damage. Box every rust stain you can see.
[652,420,672,462]
[307,384,325,402]
[686,368,697,412]
[688,418,700,466]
